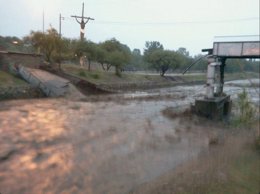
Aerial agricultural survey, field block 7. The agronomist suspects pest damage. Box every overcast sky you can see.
[0,0,259,55]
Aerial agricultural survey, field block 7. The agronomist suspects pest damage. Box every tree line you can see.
[1,28,259,76]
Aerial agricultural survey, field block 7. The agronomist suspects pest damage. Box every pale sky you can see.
[0,0,259,55]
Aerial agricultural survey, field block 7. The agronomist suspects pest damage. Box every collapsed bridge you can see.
[193,35,259,119]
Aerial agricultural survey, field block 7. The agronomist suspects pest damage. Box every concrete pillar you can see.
[206,63,215,98]
[215,58,226,96]
[206,60,221,99]
[215,62,222,96]
[219,58,226,95]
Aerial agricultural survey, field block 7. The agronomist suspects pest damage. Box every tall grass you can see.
[231,89,255,128]
[231,89,260,152]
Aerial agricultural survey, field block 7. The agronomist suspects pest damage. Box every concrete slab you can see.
[194,95,232,119]
[19,67,83,98]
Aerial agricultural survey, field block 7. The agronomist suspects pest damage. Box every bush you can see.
[255,136,260,152]
[232,89,255,128]
[90,73,100,79]
[78,71,86,77]
[237,89,254,124]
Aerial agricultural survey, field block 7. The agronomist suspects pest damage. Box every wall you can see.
[0,51,43,71]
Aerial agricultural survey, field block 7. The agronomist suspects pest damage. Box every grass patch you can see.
[219,150,260,194]
[132,122,260,194]
[226,72,259,81]
[78,70,86,77]
[0,70,28,87]
[186,143,260,194]
[62,63,259,86]
[181,74,206,82]
[231,89,256,128]
[255,136,260,152]
[90,73,100,79]
[62,64,259,87]
[62,63,168,84]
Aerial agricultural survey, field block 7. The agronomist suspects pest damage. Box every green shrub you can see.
[255,135,260,152]
[90,73,100,79]
[78,71,86,77]
[232,89,255,128]
[237,89,254,123]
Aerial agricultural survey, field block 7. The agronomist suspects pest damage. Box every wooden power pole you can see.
[59,13,64,37]
[71,3,94,41]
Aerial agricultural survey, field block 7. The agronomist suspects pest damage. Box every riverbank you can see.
[49,63,259,92]
[131,121,260,194]
[1,64,259,100]
[0,70,44,100]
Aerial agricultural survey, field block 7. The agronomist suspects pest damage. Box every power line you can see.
[92,17,259,26]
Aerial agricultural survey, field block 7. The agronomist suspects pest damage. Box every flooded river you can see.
[0,79,259,194]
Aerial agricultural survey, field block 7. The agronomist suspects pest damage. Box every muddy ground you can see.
[0,81,259,194]
[131,124,260,194]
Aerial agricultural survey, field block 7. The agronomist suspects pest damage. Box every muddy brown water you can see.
[0,80,259,194]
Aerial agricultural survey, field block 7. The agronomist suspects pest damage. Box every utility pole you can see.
[42,10,45,33]
[59,13,64,37]
[71,2,94,41]
[58,14,65,70]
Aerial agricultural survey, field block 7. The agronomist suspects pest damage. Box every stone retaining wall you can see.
[0,51,43,71]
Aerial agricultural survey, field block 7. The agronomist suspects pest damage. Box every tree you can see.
[133,48,141,56]
[226,59,243,73]
[148,50,180,76]
[143,41,164,62]
[52,37,71,70]
[127,48,144,71]
[84,41,97,71]
[144,41,164,54]
[108,51,127,76]
[191,54,208,72]
[96,43,111,71]
[25,28,63,63]
[143,41,180,76]
[100,38,131,76]
[176,47,193,72]
[176,47,190,57]
[73,40,97,70]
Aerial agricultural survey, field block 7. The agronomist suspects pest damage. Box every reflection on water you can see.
[0,80,259,194]
[0,99,208,194]
[123,79,260,105]
[0,100,76,194]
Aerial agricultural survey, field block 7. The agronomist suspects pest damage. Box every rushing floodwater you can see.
[0,79,259,194]
[123,78,260,105]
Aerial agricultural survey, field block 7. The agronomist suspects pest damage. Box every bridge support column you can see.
[206,58,221,99]
[193,57,231,120]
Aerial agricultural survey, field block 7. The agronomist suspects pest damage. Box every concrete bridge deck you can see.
[19,67,83,98]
